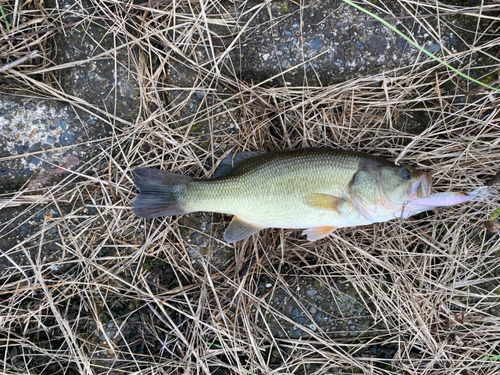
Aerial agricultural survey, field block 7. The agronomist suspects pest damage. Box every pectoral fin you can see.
[302,226,337,241]
[224,216,264,243]
[303,193,346,213]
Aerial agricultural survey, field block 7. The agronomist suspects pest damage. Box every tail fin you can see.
[132,168,193,218]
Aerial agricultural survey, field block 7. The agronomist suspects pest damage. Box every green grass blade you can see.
[0,7,10,32]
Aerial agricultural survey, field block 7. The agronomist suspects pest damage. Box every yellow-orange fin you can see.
[303,193,346,213]
[302,226,337,241]
[224,216,264,243]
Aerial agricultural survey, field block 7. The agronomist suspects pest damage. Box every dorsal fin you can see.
[213,151,267,178]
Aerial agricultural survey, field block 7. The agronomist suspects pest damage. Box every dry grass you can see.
[1,0,500,374]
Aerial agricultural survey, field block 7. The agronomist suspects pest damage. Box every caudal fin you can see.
[132,168,193,218]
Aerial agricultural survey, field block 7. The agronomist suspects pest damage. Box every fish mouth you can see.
[408,172,432,199]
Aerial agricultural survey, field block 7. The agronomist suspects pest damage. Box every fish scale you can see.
[184,150,373,228]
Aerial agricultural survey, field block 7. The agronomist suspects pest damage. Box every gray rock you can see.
[178,212,235,272]
[1,0,140,192]
[254,274,387,339]
[0,0,142,283]
[46,0,139,121]
[58,132,74,146]
[225,0,472,86]
[0,95,79,192]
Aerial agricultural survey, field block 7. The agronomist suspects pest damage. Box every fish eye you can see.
[399,167,411,180]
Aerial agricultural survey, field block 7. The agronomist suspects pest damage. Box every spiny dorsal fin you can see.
[224,216,264,243]
[213,151,267,179]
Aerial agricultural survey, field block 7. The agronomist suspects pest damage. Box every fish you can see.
[132,148,483,243]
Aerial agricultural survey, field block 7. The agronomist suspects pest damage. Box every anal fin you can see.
[302,226,337,241]
[224,216,264,243]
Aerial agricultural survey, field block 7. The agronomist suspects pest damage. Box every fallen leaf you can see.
[484,221,500,233]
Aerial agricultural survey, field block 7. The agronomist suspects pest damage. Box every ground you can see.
[0,0,499,374]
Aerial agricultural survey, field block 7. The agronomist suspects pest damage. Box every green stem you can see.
[0,7,10,32]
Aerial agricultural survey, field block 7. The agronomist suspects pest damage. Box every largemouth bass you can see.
[132,148,479,242]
